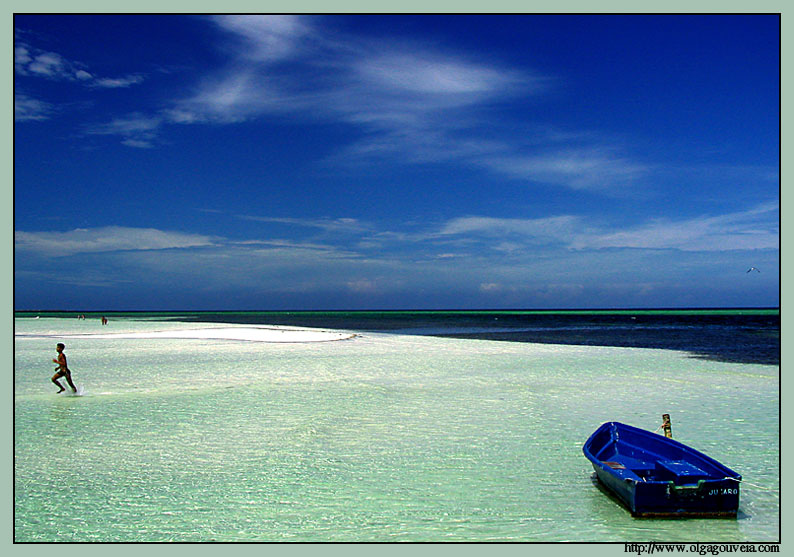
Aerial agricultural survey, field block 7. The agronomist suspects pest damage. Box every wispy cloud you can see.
[17,197,774,268]
[11,16,710,196]
[236,200,779,259]
[14,202,779,307]
[211,14,312,62]
[238,215,368,234]
[435,202,779,253]
[162,15,318,125]
[169,16,642,191]
[15,44,90,81]
[83,113,163,148]
[91,75,145,89]
[569,201,780,252]
[82,15,606,190]
[479,147,648,190]
[15,226,215,256]
[24,14,640,192]
[14,37,146,125]
[14,93,54,121]
[167,69,291,124]
[338,47,535,129]
[15,41,145,88]
[439,215,581,242]
[233,238,347,252]
[355,51,524,96]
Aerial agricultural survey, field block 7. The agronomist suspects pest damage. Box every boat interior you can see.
[599,455,711,484]
[587,425,722,485]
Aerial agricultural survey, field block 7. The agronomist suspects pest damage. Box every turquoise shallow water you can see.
[14,317,779,542]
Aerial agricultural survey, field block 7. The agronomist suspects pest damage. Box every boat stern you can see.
[632,477,740,518]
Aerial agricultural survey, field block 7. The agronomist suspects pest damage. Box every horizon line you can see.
[14,306,781,314]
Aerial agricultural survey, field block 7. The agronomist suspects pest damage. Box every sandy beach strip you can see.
[20,326,358,343]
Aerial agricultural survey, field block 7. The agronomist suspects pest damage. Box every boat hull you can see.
[584,422,741,518]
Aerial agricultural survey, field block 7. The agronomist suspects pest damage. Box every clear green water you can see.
[14,318,779,542]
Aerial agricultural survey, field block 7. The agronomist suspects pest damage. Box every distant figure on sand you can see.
[101,316,108,325]
[52,343,77,393]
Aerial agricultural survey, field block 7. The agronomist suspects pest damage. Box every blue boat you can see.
[583,422,741,517]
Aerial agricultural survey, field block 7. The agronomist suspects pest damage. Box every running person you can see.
[52,343,76,393]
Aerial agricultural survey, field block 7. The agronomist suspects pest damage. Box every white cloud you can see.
[15,41,145,88]
[9,17,667,195]
[233,239,342,252]
[159,15,318,125]
[238,215,368,234]
[354,51,528,97]
[84,113,163,147]
[229,204,779,264]
[570,202,779,252]
[166,16,554,174]
[170,70,291,124]
[121,138,155,148]
[440,215,581,243]
[32,14,641,192]
[480,147,648,190]
[14,205,779,307]
[25,51,74,78]
[211,15,311,62]
[330,46,538,140]
[15,45,32,66]
[88,113,162,134]
[436,202,779,253]
[15,93,53,121]
[91,74,145,88]
[15,227,215,256]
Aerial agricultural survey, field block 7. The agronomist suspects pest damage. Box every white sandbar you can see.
[55,326,357,343]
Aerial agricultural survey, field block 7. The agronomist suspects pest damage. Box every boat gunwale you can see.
[583,421,741,484]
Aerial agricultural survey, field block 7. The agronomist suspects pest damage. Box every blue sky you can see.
[14,14,779,310]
